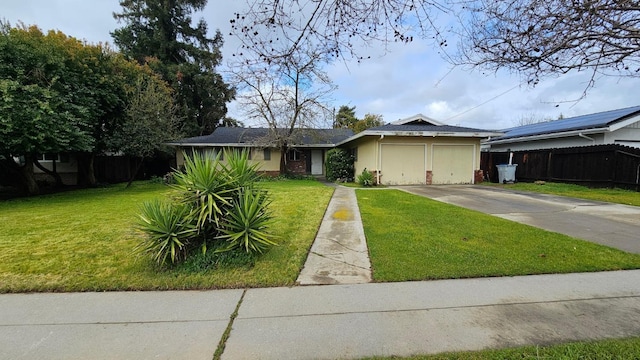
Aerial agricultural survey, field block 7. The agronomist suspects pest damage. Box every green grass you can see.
[0,180,333,292]
[364,336,640,359]
[357,190,640,282]
[482,181,640,206]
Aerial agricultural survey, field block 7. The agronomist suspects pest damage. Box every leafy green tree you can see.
[112,0,235,136]
[107,67,180,188]
[334,105,357,129]
[0,24,95,194]
[352,113,384,133]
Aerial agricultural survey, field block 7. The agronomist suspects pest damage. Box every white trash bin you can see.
[496,164,517,184]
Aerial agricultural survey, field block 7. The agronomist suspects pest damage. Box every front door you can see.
[311,150,323,175]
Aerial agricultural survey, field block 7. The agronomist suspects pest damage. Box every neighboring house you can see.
[23,153,78,185]
[337,114,502,185]
[483,105,640,152]
[168,127,354,176]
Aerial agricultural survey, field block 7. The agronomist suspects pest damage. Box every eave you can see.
[484,127,607,145]
[337,130,504,146]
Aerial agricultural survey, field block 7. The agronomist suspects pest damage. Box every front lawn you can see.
[357,190,640,282]
[364,336,640,360]
[0,180,333,292]
[482,181,640,206]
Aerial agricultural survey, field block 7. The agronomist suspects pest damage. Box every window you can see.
[351,147,358,161]
[36,153,69,163]
[288,149,301,161]
[263,148,271,161]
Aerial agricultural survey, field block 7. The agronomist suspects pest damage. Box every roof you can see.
[168,127,354,147]
[494,105,640,141]
[337,123,503,146]
[392,113,444,126]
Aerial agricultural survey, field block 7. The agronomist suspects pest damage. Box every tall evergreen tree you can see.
[112,0,234,136]
[334,105,357,129]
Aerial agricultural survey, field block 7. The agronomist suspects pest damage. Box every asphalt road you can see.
[396,185,640,254]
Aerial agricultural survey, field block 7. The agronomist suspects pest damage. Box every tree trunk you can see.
[19,155,40,195]
[125,157,144,189]
[279,144,287,175]
[76,152,97,187]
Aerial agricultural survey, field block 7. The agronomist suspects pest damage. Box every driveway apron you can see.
[397,185,640,253]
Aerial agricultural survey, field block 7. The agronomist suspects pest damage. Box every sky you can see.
[3,0,639,130]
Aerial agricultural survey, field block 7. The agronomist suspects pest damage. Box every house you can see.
[483,105,640,152]
[168,127,354,176]
[169,114,501,185]
[337,114,502,185]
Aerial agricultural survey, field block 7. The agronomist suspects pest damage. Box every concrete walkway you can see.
[297,185,372,285]
[3,271,640,359]
[397,185,640,253]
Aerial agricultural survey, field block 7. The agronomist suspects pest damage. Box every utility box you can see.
[496,164,517,184]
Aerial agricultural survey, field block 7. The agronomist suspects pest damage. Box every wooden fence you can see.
[481,144,640,190]
[94,155,174,184]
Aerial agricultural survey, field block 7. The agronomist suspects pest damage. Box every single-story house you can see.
[483,105,640,152]
[337,114,502,185]
[170,114,502,185]
[168,127,354,176]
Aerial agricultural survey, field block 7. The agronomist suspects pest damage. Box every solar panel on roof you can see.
[498,105,640,140]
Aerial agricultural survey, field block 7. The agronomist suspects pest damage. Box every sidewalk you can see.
[3,271,640,359]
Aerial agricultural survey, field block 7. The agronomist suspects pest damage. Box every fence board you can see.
[481,144,640,190]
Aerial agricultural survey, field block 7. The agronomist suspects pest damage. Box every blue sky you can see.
[4,0,639,130]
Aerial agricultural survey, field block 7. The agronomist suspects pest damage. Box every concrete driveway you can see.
[396,185,640,254]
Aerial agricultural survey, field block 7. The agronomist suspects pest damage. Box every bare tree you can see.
[455,0,640,93]
[228,41,336,174]
[233,0,640,96]
[230,0,448,62]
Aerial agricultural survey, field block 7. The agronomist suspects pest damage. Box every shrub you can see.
[136,200,198,265]
[217,189,277,253]
[357,168,375,187]
[137,149,276,266]
[326,148,354,182]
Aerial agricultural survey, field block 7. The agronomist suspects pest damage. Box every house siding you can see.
[351,136,482,185]
[487,134,606,152]
[176,146,282,172]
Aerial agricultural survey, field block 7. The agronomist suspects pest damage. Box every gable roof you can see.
[392,113,444,126]
[337,123,503,145]
[493,105,640,142]
[168,127,354,148]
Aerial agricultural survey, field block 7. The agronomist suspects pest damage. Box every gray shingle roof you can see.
[497,105,640,140]
[367,124,495,133]
[171,127,354,146]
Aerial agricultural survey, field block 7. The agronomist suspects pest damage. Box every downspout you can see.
[578,132,596,143]
[376,135,384,184]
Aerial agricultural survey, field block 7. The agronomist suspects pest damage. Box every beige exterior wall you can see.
[352,138,378,178]
[351,136,482,185]
[176,146,281,172]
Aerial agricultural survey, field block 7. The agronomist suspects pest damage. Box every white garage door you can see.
[431,145,475,184]
[380,144,426,185]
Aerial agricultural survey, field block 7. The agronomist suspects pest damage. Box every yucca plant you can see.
[136,200,198,265]
[173,151,236,229]
[223,149,262,189]
[357,168,375,186]
[217,189,277,254]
